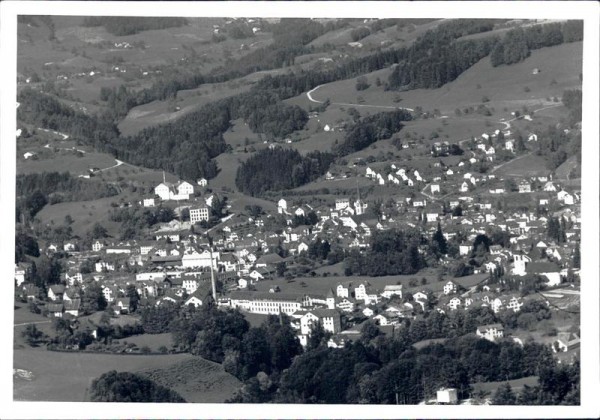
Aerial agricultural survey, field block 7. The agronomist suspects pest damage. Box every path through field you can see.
[307,85,414,112]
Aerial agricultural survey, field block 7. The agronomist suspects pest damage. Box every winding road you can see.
[307,85,414,112]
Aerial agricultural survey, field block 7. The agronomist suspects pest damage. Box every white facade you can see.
[190,207,210,223]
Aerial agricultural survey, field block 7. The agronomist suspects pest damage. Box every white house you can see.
[381,284,403,299]
[443,281,457,295]
[476,323,504,342]
[300,309,341,335]
[277,198,288,214]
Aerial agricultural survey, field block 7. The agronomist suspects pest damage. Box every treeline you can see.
[334,110,412,155]
[490,21,583,66]
[17,88,119,150]
[90,371,186,402]
[344,228,426,276]
[82,16,188,36]
[387,37,496,90]
[235,148,334,196]
[16,172,118,222]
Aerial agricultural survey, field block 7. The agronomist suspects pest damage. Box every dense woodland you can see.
[235,148,334,196]
[490,21,583,67]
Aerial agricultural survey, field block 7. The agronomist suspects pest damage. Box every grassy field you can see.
[288,41,581,117]
[492,153,550,177]
[139,356,242,403]
[13,348,193,402]
[17,151,118,176]
[35,194,125,239]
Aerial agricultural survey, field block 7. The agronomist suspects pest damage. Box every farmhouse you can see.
[155,180,194,201]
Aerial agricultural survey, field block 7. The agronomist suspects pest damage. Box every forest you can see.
[235,148,334,196]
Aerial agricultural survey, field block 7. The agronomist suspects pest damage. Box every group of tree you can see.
[89,370,186,402]
[334,110,412,156]
[108,205,176,240]
[490,21,583,67]
[235,148,334,196]
[82,16,188,36]
[534,123,580,171]
[344,228,426,276]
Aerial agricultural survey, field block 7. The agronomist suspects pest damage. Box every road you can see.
[306,85,414,112]
[96,159,124,172]
[14,320,51,328]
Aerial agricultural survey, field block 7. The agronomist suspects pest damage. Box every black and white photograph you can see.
[1,1,598,419]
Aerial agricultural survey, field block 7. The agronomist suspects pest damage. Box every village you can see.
[15,121,582,370]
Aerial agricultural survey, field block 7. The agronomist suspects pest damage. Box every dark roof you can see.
[308,309,340,318]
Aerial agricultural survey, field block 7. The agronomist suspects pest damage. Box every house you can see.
[381,284,403,299]
[553,332,580,353]
[336,297,356,312]
[114,297,132,315]
[142,198,156,207]
[155,180,194,201]
[512,253,532,276]
[362,307,375,317]
[277,198,288,214]
[526,261,562,286]
[335,198,350,210]
[443,281,457,295]
[437,388,458,404]
[448,297,461,310]
[190,207,210,223]
[354,283,371,302]
[476,323,504,342]
[518,181,531,193]
[92,240,105,252]
[64,299,81,317]
[46,303,64,318]
[373,314,396,326]
[300,309,341,336]
[197,178,208,187]
[506,296,523,312]
[431,184,440,194]
[336,282,352,298]
[460,182,469,193]
[48,284,65,301]
[185,289,211,308]
[543,182,557,192]
[426,213,439,223]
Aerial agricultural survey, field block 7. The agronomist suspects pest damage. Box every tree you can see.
[125,284,140,312]
[82,283,108,314]
[572,243,580,269]
[90,371,185,402]
[431,222,448,255]
[22,324,44,346]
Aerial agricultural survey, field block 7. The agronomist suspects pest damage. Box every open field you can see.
[17,151,118,176]
[492,153,549,177]
[253,273,488,296]
[13,349,193,402]
[36,194,127,239]
[291,41,582,116]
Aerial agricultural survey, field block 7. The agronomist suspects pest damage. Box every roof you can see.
[230,291,304,302]
[477,323,504,332]
[527,261,561,273]
[307,309,340,318]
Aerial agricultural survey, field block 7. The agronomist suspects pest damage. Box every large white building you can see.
[229,291,305,315]
[190,207,210,223]
[155,180,194,201]
[181,247,219,269]
[300,309,341,335]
